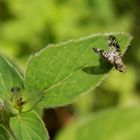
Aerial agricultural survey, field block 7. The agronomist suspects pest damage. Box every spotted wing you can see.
[108,35,121,53]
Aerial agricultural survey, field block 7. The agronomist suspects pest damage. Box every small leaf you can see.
[10,111,49,140]
[56,107,140,140]
[0,55,23,99]
[21,91,43,112]
[0,124,9,140]
[25,33,132,108]
[4,100,19,115]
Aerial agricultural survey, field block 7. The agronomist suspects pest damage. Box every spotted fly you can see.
[92,35,126,72]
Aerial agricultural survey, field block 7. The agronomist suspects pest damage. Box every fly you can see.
[93,35,126,72]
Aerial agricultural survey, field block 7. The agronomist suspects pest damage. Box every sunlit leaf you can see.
[25,33,132,108]
[10,111,49,140]
[0,55,23,99]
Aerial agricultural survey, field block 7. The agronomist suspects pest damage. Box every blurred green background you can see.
[0,0,140,139]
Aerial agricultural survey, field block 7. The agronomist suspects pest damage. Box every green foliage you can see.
[0,124,9,140]
[0,32,132,139]
[10,111,49,140]
[25,33,132,108]
[0,55,23,99]
[56,107,140,140]
[0,0,139,139]
[0,0,133,63]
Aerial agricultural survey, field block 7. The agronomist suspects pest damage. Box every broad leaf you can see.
[0,124,9,140]
[56,107,140,140]
[10,111,49,140]
[25,33,132,108]
[0,55,23,99]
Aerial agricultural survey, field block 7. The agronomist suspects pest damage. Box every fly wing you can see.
[108,35,121,53]
[92,48,104,57]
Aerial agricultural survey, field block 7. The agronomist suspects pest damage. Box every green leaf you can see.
[21,91,44,112]
[25,33,132,108]
[0,124,9,140]
[10,111,49,140]
[0,55,23,99]
[56,107,140,140]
